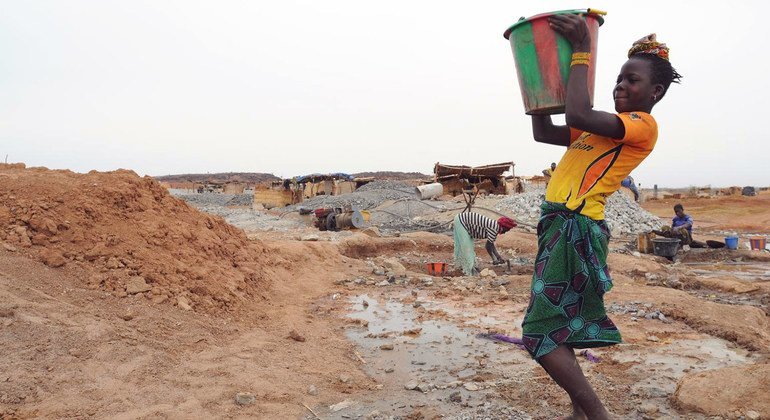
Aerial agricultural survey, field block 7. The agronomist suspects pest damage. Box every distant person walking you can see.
[453,212,516,275]
[542,162,557,186]
[620,175,640,201]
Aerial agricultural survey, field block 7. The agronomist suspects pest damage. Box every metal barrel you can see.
[415,182,444,200]
[336,210,367,229]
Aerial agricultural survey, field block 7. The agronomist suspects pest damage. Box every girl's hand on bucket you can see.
[548,13,590,51]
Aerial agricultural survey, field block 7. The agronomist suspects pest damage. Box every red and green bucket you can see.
[504,9,605,115]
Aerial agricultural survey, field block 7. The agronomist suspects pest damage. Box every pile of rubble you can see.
[286,180,417,211]
[496,191,662,235]
[603,192,662,235]
[168,190,252,207]
[494,192,545,225]
[170,190,305,232]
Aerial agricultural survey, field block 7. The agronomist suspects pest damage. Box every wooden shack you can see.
[223,183,245,194]
[434,162,513,196]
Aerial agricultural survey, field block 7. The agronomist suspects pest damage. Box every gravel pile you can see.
[494,192,546,226]
[369,197,455,233]
[496,191,662,236]
[603,192,662,235]
[169,190,252,207]
[170,190,304,232]
[285,180,417,211]
[225,194,254,206]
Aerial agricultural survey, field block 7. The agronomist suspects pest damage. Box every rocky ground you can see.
[2,165,769,419]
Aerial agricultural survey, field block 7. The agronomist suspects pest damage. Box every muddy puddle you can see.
[308,293,533,419]
[610,337,755,418]
[305,290,758,419]
[685,289,768,308]
[685,261,770,281]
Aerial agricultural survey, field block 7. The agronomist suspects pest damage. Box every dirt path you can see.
[641,191,770,234]
[0,242,372,419]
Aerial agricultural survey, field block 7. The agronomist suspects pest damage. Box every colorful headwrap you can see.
[628,33,669,61]
[497,216,517,232]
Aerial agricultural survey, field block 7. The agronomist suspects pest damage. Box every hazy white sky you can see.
[1,0,767,187]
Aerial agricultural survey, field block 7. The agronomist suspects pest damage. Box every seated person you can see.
[653,204,704,248]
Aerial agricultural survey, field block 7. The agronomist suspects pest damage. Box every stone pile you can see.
[603,192,662,235]
[168,190,252,207]
[496,191,662,236]
[494,192,545,226]
[285,180,417,211]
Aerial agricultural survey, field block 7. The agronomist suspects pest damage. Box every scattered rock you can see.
[639,402,659,415]
[288,330,306,342]
[382,258,407,277]
[376,280,390,287]
[307,385,318,396]
[329,399,356,412]
[404,380,419,390]
[646,335,660,342]
[463,382,480,391]
[234,392,256,406]
[67,348,83,358]
[40,249,66,268]
[416,382,431,393]
[2,243,17,252]
[480,268,497,278]
[449,391,462,403]
[379,343,395,351]
[105,256,123,269]
[339,374,351,384]
[301,234,320,241]
[120,312,134,321]
[746,411,761,420]
[125,276,151,294]
[176,296,192,311]
[666,276,682,288]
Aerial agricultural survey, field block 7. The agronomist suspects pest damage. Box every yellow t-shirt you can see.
[545,112,658,220]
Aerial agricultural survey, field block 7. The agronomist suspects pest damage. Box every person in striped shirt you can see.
[453,211,517,275]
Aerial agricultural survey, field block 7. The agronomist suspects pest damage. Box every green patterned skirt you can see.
[521,201,622,359]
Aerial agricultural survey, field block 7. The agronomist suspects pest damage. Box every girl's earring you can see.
[653,94,657,101]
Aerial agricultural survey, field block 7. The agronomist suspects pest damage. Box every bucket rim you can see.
[652,238,680,243]
[503,9,605,40]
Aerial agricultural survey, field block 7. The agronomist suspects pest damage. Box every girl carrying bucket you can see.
[519,14,682,420]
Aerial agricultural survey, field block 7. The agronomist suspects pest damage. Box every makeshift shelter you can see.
[433,162,514,196]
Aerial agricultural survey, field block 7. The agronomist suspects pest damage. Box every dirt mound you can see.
[673,364,770,417]
[0,164,271,312]
[153,171,280,184]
